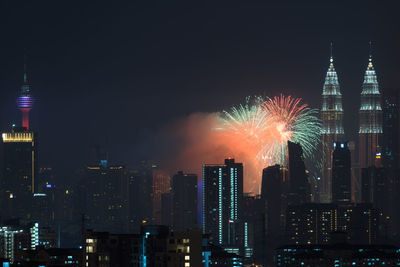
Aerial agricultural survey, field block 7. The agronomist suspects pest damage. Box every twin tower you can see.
[320,46,382,203]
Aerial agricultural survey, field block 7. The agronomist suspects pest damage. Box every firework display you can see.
[219,94,321,184]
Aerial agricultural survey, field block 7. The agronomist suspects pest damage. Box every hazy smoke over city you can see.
[160,112,263,194]
[159,95,321,194]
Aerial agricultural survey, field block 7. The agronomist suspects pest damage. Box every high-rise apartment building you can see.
[171,171,198,231]
[80,161,128,233]
[202,158,243,249]
[286,203,378,245]
[361,166,387,214]
[382,88,400,235]
[128,161,153,232]
[382,89,400,173]
[286,203,337,245]
[152,168,170,224]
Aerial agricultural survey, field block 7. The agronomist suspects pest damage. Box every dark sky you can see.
[0,1,399,181]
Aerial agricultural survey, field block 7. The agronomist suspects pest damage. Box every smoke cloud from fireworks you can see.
[161,95,321,194]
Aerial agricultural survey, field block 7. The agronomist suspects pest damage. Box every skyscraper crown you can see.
[322,55,341,96]
[361,56,380,95]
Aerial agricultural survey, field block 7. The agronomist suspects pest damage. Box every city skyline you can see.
[0,2,400,265]
[0,47,390,191]
[1,2,400,181]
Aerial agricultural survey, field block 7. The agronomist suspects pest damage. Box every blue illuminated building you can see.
[203,158,243,252]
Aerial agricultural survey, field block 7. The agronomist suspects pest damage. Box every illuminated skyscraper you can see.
[203,158,243,250]
[359,52,382,169]
[320,45,344,202]
[1,127,38,222]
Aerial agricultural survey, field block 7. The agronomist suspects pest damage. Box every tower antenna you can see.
[369,41,372,61]
[330,42,333,63]
[23,49,27,84]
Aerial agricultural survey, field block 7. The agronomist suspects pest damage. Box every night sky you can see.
[0,1,399,183]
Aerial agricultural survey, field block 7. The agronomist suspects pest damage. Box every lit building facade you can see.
[359,56,383,169]
[286,203,379,246]
[1,128,38,222]
[203,158,243,250]
[0,226,23,263]
[0,222,40,263]
[320,53,344,203]
[83,226,202,267]
[286,203,337,245]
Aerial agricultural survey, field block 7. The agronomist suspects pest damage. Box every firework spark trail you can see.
[263,94,321,164]
[219,94,321,193]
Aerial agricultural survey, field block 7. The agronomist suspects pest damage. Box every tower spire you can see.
[328,42,335,72]
[369,41,372,60]
[23,50,28,84]
[367,41,374,70]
